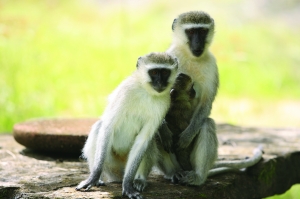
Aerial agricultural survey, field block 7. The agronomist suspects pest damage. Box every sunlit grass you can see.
[0,0,172,131]
[1,0,299,133]
[264,184,300,199]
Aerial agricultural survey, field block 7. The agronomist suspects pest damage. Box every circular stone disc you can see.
[13,118,98,154]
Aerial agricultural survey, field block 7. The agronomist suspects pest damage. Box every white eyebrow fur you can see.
[182,23,211,29]
[145,64,175,69]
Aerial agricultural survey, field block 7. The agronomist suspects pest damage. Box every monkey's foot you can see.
[177,171,205,186]
[96,180,106,186]
[75,178,99,191]
[122,186,143,199]
[133,178,147,192]
[173,170,188,183]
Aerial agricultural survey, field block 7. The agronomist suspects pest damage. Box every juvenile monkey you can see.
[161,73,196,171]
[159,73,262,180]
[158,11,262,185]
[76,52,178,199]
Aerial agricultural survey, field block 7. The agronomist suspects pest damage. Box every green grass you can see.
[264,184,300,199]
[1,0,299,131]
[0,0,172,131]
[1,0,300,198]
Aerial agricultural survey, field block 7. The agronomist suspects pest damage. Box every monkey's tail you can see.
[208,167,243,177]
[211,145,263,170]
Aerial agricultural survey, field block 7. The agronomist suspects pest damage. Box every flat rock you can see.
[13,118,97,154]
[1,119,300,199]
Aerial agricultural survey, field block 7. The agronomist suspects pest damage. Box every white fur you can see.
[159,12,262,186]
[157,12,219,186]
[182,23,212,29]
[77,53,178,197]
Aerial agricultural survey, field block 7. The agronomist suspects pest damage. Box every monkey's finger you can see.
[122,189,143,199]
[129,193,143,199]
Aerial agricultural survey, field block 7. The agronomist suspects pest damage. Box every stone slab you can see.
[1,120,300,199]
[13,118,97,155]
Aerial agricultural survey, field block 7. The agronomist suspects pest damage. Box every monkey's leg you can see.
[81,120,106,186]
[179,118,218,186]
[122,124,158,199]
[76,123,111,191]
[82,120,102,171]
[133,140,158,192]
[156,148,182,183]
[103,147,126,183]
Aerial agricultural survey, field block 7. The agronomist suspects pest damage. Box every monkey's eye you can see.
[161,69,170,76]
[150,70,158,76]
[185,29,194,35]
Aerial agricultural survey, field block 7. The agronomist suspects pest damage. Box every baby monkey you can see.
[160,73,197,171]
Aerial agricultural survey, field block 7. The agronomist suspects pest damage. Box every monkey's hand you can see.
[122,183,143,199]
[177,128,194,150]
[158,120,174,153]
[76,177,105,191]
[133,179,147,192]
[177,170,205,186]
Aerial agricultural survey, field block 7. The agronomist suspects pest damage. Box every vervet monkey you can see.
[76,52,178,199]
[160,73,197,171]
[158,11,262,186]
[158,73,262,180]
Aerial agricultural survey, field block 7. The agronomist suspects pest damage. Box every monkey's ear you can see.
[172,18,177,31]
[136,56,142,68]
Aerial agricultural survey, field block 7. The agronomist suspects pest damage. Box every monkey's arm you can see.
[157,120,174,153]
[177,102,212,149]
[178,69,219,150]
[76,123,113,191]
[122,123,157,199]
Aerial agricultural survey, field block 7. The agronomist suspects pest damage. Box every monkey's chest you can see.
[165,106,192,136]
[112,118,143,154]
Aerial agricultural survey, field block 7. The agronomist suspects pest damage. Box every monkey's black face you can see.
[185,27,208,57]
[148,68,171,93]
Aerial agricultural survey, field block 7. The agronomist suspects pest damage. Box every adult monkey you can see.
[158,11,262,185]
[76,52,178,199]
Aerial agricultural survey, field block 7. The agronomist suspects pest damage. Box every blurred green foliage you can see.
[265,184,300,199]
[0,0,299,132]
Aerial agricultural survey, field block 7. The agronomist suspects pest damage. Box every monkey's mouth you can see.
[150,82,168,93]
[192,49,203,57]
[154,87,167,93]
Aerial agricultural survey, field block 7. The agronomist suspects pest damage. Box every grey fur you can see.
[177,11,214,25]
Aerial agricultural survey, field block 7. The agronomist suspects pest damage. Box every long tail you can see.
[208,145,263,177]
